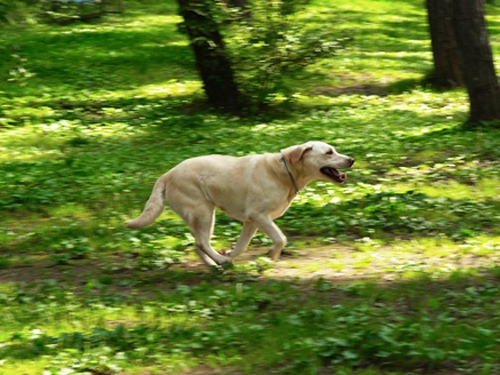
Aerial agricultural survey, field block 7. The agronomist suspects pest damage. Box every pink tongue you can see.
[340,173,347,180]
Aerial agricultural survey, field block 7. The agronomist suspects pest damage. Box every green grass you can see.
[1,0,500,374]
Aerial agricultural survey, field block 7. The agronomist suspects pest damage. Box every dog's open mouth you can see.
[320,167,347,183]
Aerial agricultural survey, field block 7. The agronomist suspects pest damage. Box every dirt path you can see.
[1,244,496,290]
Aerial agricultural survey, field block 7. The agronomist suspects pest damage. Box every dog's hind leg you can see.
[187,205,232,266]
[226,221,257,258]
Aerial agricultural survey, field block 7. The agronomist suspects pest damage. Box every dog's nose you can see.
[348,157,355,166]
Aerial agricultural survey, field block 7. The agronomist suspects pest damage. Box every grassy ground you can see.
[1,0,500,374]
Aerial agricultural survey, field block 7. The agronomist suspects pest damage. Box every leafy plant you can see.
[1,1,500,374]
[223,0,350,108]
[50,236,94,265]
[0,254,12,269]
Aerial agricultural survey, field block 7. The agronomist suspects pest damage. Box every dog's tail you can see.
[126,176,166,229]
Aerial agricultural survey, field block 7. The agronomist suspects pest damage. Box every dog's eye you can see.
[326,150,333,155]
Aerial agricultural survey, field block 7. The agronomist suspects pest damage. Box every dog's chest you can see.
[268,194,296,219]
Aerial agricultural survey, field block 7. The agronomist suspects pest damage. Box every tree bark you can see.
[453,0,500,126]
[426,0,464,88]
[177,0,242,113]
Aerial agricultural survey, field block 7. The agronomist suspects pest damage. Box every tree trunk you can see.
[426,0,464,88]
[177,0,242,113]
[453,0,500,126]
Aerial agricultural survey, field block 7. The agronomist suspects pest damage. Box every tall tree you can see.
[426,0,464,88]
[452,0,500,126]
[177,0,243,113]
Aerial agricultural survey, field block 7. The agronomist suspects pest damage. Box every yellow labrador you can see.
[127,141,354,266]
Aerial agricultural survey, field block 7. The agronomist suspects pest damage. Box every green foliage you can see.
[177,0,349,110]
[2,277,500,374]
[0,0,29,24]
[1,1,500,374]
[128,237,187,271]
[49,236,94,265]
[224,0,349,108]
[0,0,47,24]
[282,191,500,240]
[0,0,114,25]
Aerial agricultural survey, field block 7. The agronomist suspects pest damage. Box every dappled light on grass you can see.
[2,262,500,374]
[1,0,500,373]
[125,14,182,28]
[412,178,500,200]
[137,80,202,98]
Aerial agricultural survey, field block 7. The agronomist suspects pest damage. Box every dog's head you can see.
[281,141,354,184]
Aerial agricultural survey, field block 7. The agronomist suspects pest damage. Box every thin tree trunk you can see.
[426,0,464,88]
[177,0,242,113]
[453,0,500,126]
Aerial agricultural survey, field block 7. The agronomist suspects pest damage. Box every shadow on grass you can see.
[1,186,499,261]
[2,251,500,374]
[1,240,500,297]
[0,10,195,91]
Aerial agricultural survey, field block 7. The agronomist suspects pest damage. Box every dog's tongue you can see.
[323,167,348,181]
[329,168,347,180]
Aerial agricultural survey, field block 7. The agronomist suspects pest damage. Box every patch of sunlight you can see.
[0,146,62,163]
[128,14,182,27]
[169,41,190,47]
[0,121,150,164]
[47,203,91,219]
[327,261,346,272]
[0,126,66,162]
[391,124,450,138]
[390,237,456,254]
[136,80,201,97]
[44,14,182,37]
[390,236,500,260]
[4,106,56,121]
[141,40,189,48]
[0,361,51,375]
[352,256,373,269]
[334,0,419,14]
[476,177,500,198]
[458,236,500,257]
[370,50,430,58]
[303,263,324,273]
[417,179,500,199]
[353,237,384,252]
[407,89,466,100]
[250,123,288,134]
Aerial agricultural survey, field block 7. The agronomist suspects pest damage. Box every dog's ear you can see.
[281,144,313,165]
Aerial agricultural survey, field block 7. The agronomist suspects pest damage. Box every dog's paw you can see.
[217,255,233,265]
[267,250,280,261]
[210,250,232,265]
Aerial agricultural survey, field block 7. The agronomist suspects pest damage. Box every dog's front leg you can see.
[250,215,287,260]
[226,221,258,258]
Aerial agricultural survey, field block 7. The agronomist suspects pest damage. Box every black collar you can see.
[280,155,299,194]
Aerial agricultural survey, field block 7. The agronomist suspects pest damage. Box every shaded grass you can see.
[2,268,500,374]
